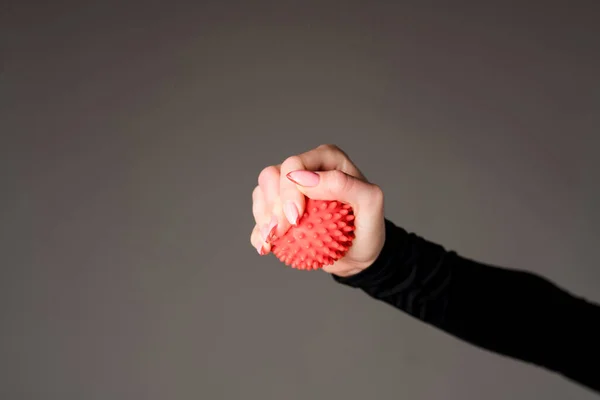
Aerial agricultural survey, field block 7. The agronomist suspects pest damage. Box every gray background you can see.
[2,1,599,399]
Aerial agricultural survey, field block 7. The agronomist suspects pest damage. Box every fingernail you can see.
[283,200,299,225]
[261,215,278,242]
[286,170,320,187]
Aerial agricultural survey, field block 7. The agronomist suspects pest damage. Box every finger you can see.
[252,186,277,244]
[257,165,281,212]
[279,155,307,228]
[294,144,364,179]
[286,169,383,214]
[252,185,268,224]
[250,224,271,255]
[257,164,285,242]
[277,144,361,228]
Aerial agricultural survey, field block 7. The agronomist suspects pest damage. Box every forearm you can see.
[333,219,600,392]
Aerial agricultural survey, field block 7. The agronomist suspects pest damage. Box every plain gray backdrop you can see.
[2,1,599,399]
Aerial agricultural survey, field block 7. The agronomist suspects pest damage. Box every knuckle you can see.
[258,165,278,185]
[318,143,340,153]
[282,155,303,170]
[318,144,353,171]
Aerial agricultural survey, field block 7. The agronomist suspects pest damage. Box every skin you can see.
[250,144,386,277]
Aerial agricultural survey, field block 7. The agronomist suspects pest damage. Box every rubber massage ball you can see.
[266,198,355,270]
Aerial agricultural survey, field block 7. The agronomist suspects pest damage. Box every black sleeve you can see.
[333,219,600,393]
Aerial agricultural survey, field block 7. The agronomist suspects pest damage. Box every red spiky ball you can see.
[266,198,355,270]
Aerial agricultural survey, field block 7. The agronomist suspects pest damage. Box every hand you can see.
[250,144,385,277]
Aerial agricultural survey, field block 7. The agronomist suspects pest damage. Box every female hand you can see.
[250,144,386,277]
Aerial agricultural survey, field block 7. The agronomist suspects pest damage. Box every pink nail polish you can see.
[261,225,273,242]
[283,201,299,225]
[286,170,320,187]
[261,216,278,242]
[269,215,278,230]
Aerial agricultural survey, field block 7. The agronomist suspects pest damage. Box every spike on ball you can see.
[266,198,355,270]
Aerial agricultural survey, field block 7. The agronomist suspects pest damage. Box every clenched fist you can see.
[250,144,385,277]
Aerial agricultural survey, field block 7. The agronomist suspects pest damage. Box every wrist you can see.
[330,219,398,286]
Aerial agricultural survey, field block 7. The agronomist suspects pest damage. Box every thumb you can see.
[286,169,381,209]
